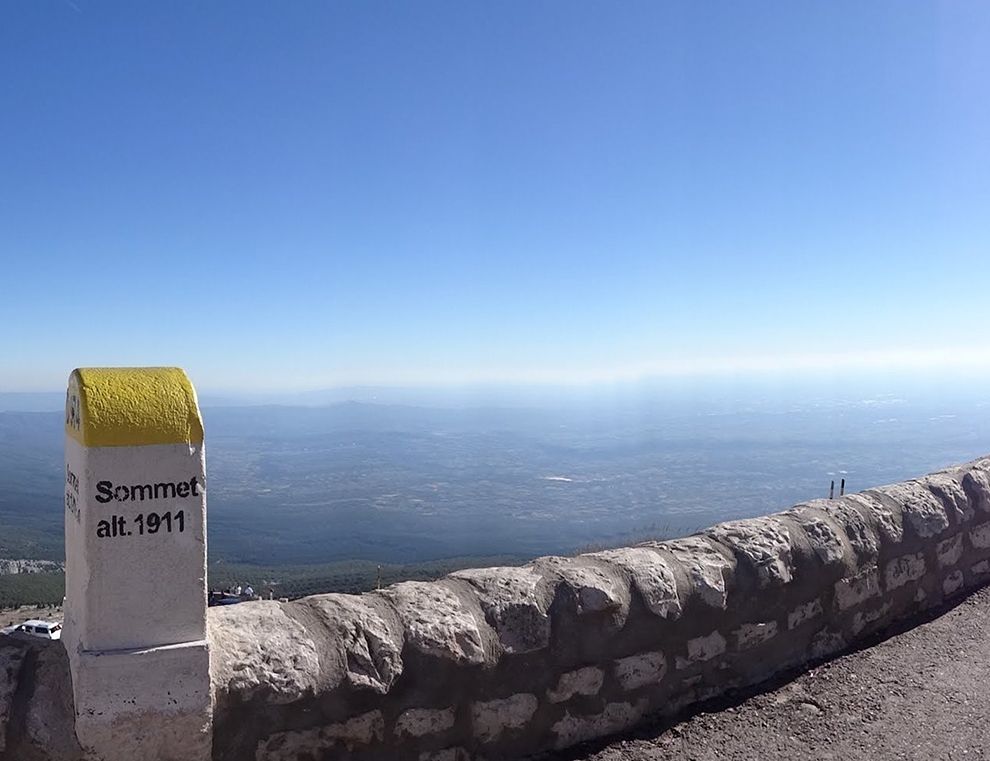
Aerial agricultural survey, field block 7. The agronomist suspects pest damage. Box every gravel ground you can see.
[0,604,62,628]
[548,586,990,761]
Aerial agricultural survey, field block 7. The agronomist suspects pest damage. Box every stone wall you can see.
[207,456,990,760]
[0,636,81,761]
[2,456,990,760]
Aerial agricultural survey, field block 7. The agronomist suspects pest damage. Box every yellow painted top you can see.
[65,367,204,447]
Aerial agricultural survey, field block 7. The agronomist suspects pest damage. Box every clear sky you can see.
[2,2,988,392]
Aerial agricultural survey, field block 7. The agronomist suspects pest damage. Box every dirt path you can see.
[549,586,990,761]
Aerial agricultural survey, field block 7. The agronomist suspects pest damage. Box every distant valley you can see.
[3,382,990,573]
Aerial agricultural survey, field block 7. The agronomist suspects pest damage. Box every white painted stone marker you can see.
[63,367,211,761]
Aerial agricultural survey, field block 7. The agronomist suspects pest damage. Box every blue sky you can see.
[2,2,988,392]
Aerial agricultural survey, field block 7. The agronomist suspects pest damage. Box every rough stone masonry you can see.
[2,456,990,760]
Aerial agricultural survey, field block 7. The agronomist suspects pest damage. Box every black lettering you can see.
[94,477,200,504]
[96,520,111,538]
[66,467,79,493]
[96,481,113,504]
[154,482,177,499]
[131,484,153,501]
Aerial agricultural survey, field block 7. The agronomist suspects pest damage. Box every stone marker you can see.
[63,367,211,760]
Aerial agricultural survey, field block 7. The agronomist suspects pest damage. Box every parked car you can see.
[2,619,62,640]
[208,591,245,606]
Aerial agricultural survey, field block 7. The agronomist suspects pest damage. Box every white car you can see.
[2,619,62,640]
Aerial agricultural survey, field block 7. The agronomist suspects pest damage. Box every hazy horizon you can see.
[4,365,990,412]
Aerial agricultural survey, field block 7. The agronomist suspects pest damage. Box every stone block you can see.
[71,641,212,761]
[662,536,734,609]
[451,566,550,654]
[884,553,926,591]
[210,602,326,705]
[936,534,964,568]
[734,621,778,650]
[676,631,726,668]
[614,651,667,691]
[834,567,880,610]
[531,556,630,619]
[256,711,384,760]
[706,517,793,587]
[379,581,488,664]
[588,546,682,619]
[547,666,604,703]
[962,469,990,514]
[919,474,974,523]
[551,699,648,749]
[472,694,538,743]
[874,482,950,539]
[784,504,854,566]
[969,521,990,549]
[846,492,904,548]
[303,592,404,693]
[394,707,456,738]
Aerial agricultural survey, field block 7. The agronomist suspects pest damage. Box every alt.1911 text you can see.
[96,510,186,539]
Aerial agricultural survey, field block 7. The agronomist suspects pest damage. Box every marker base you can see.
[69,640,211,761]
